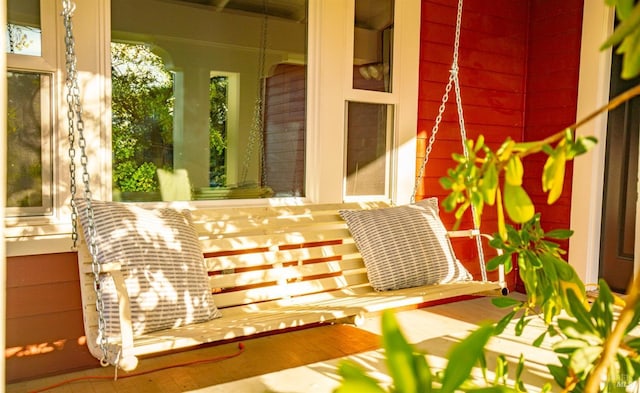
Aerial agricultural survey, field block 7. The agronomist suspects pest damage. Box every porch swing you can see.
[65,0,505,372]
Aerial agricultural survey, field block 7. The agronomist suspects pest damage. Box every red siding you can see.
[523,0,584,259]
[5,253,96,382]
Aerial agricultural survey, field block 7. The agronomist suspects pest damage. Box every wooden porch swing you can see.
[64,0,507,372]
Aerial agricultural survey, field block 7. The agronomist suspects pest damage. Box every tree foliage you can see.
[209,76,228,187]
[111,42,174,193]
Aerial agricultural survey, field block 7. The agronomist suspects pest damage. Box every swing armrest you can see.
[80,260,137,370]
[447,229,480,238]
[447,230,503,256]
[447,229,507,292]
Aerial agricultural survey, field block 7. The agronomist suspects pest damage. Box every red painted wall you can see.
[417,0,583,287]
[5,253,97,382]
[523,0,584,256]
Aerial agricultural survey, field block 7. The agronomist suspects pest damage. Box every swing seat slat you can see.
[76,202,506,370]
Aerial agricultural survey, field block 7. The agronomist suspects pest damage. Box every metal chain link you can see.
[411,0,487,280]
[62,0,112,367]
[240,0,268,186]
[411,0,463,203]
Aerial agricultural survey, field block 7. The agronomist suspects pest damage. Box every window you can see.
[111,0,308,202]
[4,0,421,253]
[5,0,41,56]
[344,0,396,200]
[110,42,175,202]
[5,0,54,218]
[6,71,53,215]
[353,0,394,92]
[345,102,393,197]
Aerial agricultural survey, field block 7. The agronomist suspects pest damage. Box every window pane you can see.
[345,102,393,197]
[6,71,52,215]
[353,0,393,92]
[111,43,173,202]
[111,0,307,202]
[6,0,42,56]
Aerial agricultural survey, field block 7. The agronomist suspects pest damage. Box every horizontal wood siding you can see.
[417,0,528,284]
[264,64,306,197]
[5,253,96,382]
[523,0,584,262]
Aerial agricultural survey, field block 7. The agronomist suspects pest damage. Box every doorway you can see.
[600,50,640,293]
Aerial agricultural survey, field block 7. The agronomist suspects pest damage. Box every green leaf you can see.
[552,338,592,353]
[335,361,388,393]
[464,387,518,393]
[602,3,640,79]
[601,2,640,49]
[474,135,485,153]
[496,187,508,240]
[514,361,525,385]
[505,156,524,186]
[493,355,507,385]
[494,310,517,335]
[569,345,602,374]
[503,183,535,223]
[619,27,640,79]
[412,352,432,393]
[625,337,640,351]
[569,136,598,158]
[544,229,574,240]
[481,163,498,205]
[515,315,531,336]
[487,254,511,272]
[547,363,569,388]
[497,139,515,161]
[532,329,548,347]
[542,148,566,205]
[612,0,636,19]
[439,176,454,190]
[491,296,522,309]
[590,279,614,336]
[440,324,495,393]
[381,311,419,393]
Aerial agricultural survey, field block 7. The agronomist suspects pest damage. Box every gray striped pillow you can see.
[75,199,221,336]
[339,198,472,291]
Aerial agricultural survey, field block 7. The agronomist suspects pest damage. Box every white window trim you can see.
[5,0,421,256]
[569,0,615,284]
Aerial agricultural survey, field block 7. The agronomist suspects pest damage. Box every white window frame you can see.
[5,0,421,256]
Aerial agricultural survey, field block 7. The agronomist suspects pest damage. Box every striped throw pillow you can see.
[75,199,221,336]
[339,198,472,291]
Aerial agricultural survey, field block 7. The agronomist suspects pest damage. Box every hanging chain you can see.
[411,0,463,203]
[240,1,268,186]
[411,73,454,203]
[62,0,112,367]
[448,0,488,280]
[410,0,487,279]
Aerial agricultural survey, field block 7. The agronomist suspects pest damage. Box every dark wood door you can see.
[600,51,640,293]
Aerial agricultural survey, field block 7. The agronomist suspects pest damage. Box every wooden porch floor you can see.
[7,293,562,393]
